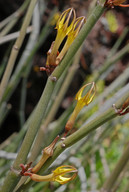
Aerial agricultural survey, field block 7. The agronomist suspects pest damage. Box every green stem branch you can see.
[0,0,38,102]
[19,84,129,191]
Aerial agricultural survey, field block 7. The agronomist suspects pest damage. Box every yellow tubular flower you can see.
[56,16,86,65]
[47,8,76,67]
[24,165,77,185]
[65,82,96,134]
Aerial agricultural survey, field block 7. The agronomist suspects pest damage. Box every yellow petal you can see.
[55,16,86,65]
[53,165,78,184]
[54,175,72,184]
[56,8,76,35]
[53,165,77,176]
[75,82,96,106]
[71,16,86,38]
[54,173,77,184]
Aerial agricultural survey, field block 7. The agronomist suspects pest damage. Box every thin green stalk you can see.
[28,48,81,162]
[32,182,46,192]
[0,0,30,30]
[99,146,110,177]
[0,9,56,159]
[82,28,129,91]
[19,78,27,127]
[19,3,40,128]
[88,0,98,16]
[93,42,129,82]
[101,143,129,192]
[0,3,106,192]
[0,0,39,102]
[28,67,70,156]
[19,84,129,191]
[0,19,18,37]
[0,9,56,106]
[0,26,33,45]
[45,51,79,122]
[107,27,129,58]
[79,65,129,120]
[79,123,112,159]
[44,46,81,120]
[0,133,17,150]
[47,104,74,143]
[44,62,71,118]
[0,103,11,127]
[112,162,129,192]
[0,43,12,79]
[123,178,129,192]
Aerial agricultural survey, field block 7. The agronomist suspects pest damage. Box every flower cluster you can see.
[104,0,129,8]
[40,8,86,75]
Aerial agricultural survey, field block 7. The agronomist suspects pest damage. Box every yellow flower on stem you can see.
[40,8,86,75]
[49,7,76,63]
[24,165,77,184]
[41,8,76,75]
[56,16,86,65]
[20,136,59,175]
[31,135,59,173]
[64,82,96,136]
[104,0,129,8]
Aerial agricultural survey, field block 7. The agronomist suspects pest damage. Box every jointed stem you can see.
[0,0,38,102]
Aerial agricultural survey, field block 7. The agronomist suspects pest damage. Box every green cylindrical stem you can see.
[0,0,38,102]
[101,143,129,192]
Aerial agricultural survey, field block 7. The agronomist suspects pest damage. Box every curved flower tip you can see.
[43,8,76,75]
[55,16,86,65]
[64,82,96,135]
[72,16,86,38]
[56,8,76,35]
[104,0,129,8]
[23,165,77,185]
[41,8,86,75]
[75,82,96,106]
[52,165,78,184]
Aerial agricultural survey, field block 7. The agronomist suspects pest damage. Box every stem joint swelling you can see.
[13,45,19,51]
[49,76,57,82]
[97,0,105,7]
[10,166,21,176]
[112,96,129,116]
